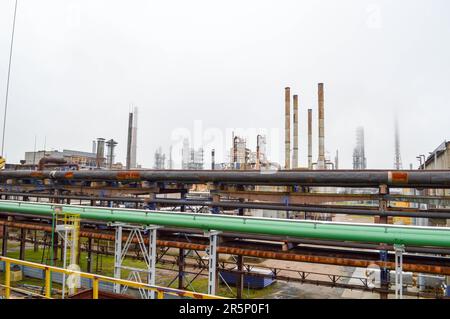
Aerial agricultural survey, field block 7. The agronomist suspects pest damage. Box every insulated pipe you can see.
[1,170,450,188]
[318,83,325,169]
[308,108,312,169]
[0,200,450,248]
[293,94,299,169]
[1,192,450,218]
[285,87,291,169]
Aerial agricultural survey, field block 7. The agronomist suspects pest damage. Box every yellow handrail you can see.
[0,256,225,299]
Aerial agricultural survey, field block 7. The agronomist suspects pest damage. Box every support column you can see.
[394,244,405,299]
[19,228,26,260]
[377,185,389,299]
[180,190,187,212]
[33,230,39,252]
[237,200,245,299]
[87,237,93,273]
[211,193,220,214]
[379,248,389,299]
[378,184,389,224]
[1,224,8,256]
[236,255,244,299]
[148,226,160,299]
[207,231,221,296]
[113,225,123,294]
[178,248,185,290]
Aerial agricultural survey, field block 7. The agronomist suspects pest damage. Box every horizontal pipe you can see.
[1,200,450,248]
[0,170,450,187]
[3,213,450,255]
[2,219,450,275]
[1,191,450,219]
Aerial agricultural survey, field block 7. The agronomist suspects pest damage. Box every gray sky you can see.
[0,0,449,169]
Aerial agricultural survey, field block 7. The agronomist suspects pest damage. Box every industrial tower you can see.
[352,127,367,170]
[394,118,403,170]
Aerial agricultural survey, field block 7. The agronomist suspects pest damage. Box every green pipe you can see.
[1,200,450,248]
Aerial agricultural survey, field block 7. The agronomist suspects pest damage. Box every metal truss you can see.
[111,222,161,299]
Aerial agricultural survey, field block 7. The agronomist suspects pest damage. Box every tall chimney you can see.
[211,149,215,170]
[92,140,97,154]
[96,138,105,168]
[126,112,133,170]
[293,94,299,168]
[308,108,312,169]
[256,135,261,170]
[285,87,291,169]
[317,83,325,169]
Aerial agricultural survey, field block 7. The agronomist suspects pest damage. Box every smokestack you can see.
[256,135,261,170]
[211,149,215,170]
[130,107,138,168]
[308,108,312,169]
[96,138,105,168]
[285,87,291,169]
[92,140,97,154]
[317,83,325,169]
[126,112,133,170]
[106,139,117,169]
[293,94,299,168]
[335,150,339,170]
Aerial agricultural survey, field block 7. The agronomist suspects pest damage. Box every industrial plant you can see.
[0,1,449,308]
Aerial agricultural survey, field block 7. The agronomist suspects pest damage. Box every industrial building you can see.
[181,138,204,170]
[353,127,367,170]
[154,147,166,169]
[24,149,97,169]
[423,141,450,170]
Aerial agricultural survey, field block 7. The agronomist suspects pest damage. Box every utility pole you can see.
[1,0,18,157]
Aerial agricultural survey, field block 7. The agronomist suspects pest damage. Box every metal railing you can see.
[0,256,225,299]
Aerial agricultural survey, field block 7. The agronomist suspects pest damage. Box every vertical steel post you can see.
[4,260,10,298]
[148,226,159,299]
[394,244,405,299]
[92,277,99,299]
[113,225,122,293]
[207,231,221,296]
[61,229,68,299]
[379,249,389,299]
[44,267,51,298]
[19,228,25,260]
[178,248,185,290]
[236,200,245,298]
[2,224,8,256]
[87,237,93,273]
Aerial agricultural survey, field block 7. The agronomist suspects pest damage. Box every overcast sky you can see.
[0,0,449,169]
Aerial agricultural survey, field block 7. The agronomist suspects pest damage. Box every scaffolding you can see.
[53,207,80,298]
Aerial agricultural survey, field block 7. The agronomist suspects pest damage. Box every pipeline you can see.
[1,191,450,219]
[2,219,450,276]
[1,200,450,248]
[0,170,450,188]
